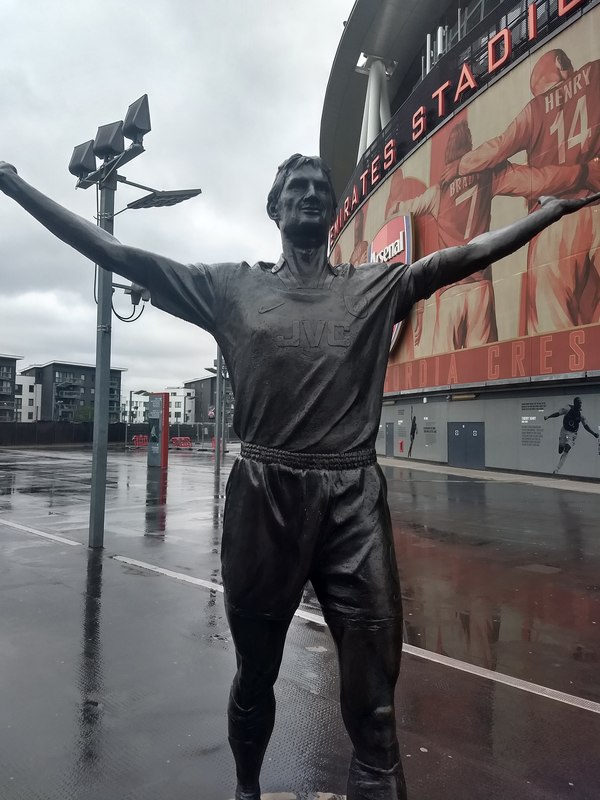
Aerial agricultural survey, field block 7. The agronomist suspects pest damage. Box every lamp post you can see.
[69,95,201,549]
[206,350,230,470]
[125,388,149,445]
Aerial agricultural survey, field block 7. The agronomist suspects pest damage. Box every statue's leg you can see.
[328,615,405,800]
[221,456,324,799]
[310,463,406,800]
[226,610,294,800]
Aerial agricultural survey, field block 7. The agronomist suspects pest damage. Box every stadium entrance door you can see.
[447,422,485,469]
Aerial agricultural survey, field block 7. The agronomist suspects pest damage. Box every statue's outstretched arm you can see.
[0,162,185,287]
[412,193,600,293]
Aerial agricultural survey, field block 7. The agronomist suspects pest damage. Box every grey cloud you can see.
[1,0,352,391]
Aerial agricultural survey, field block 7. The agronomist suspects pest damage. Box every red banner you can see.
[384,324,600,392]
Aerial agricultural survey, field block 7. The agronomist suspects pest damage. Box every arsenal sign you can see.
[369,213,414,351]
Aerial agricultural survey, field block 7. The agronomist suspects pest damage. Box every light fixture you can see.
[93,121,125,160]
[68,140,96,179]
[123,94,151,144]
[126,187,202,211]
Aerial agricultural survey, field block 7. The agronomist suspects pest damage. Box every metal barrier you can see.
[171,436,192,449]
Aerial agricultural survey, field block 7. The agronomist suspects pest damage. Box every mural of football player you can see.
[385,168,434,357]
[348,204,369,266]
[330,241,342,267]
[442,49,600,335]
[407,415,417,458]
[544,396,599,474]
[388,120,585,354]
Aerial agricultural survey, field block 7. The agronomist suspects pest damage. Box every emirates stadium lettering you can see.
[330,0,587,245]
[373,231,406,263]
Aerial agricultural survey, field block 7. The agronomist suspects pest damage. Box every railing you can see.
[55,377,84,386]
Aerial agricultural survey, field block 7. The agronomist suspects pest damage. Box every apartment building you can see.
[21,361,125,423]
[0,354,22,422]
[14,374,42,422]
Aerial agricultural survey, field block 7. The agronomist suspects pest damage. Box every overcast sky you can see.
[1,0,353,395]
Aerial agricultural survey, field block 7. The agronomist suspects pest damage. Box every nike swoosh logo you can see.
[258,301,286,314]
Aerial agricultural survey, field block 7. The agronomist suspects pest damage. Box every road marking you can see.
[113,555,600,716]
[112,556,329,626]
[401,644,600,715]
[0,519,82,546]
[114,556,225,592]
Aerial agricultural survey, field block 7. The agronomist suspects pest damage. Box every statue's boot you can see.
[235,786,261,800]
[229,735,266,800]
[347,753,407,800]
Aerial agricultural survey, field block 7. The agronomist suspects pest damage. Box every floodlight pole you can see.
[89,169,116,549]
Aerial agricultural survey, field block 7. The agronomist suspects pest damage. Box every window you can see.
[28,412,33,420]
[29,384,34,393]
[28,398,34,407]
[15,383,22,395]
[175,412,181,419]
[81,374,86,381]
[16,398,22,409]
[175,402,182,408]
[171,392,177,396]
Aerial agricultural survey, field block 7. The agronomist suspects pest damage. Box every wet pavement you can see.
[1,446,599,799]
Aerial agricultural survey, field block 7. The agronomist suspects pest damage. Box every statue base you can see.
[227,794,346,799]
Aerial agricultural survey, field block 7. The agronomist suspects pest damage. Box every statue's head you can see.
[267,154,337,247]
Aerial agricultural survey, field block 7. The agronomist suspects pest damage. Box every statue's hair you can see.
[266,154,337,223]
[445,120,472,165]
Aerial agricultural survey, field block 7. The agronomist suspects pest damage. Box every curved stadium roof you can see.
[320,0,454,198]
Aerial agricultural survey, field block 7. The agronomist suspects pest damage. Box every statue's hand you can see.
[538,192,600,217]
[0,161,18,191]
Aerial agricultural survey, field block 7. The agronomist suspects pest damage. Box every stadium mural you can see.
[330,7,600,394]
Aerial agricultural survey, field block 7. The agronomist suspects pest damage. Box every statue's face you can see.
[275,162,334,246]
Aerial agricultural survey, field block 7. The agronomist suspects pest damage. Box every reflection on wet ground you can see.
[1,447,600,798]
[379,466,600,701]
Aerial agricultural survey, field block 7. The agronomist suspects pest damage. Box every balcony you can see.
[55,377,84,386]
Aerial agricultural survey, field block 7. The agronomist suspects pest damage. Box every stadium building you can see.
[321,0,600,478]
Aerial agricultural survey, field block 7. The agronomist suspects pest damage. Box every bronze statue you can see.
[1,154,598,800]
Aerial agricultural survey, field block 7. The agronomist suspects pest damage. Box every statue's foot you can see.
[235,784,261,800]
